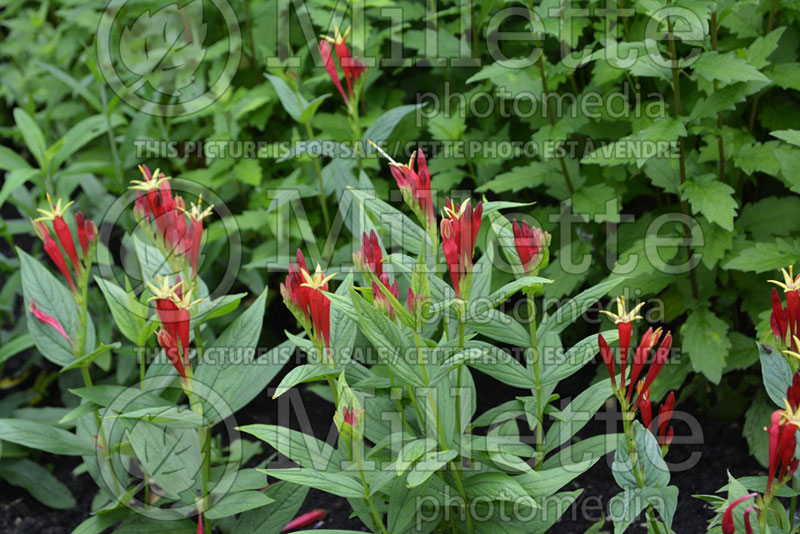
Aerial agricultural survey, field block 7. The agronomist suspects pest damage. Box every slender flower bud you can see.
[601,296,646,397]
[34,221,77,293]
[598,334,617,389]
[157,328,186,381]
[627,327,663,402]
[407,287,426,318]
[743,506,756,534]
[639,389,652,428]
[657,391,675,446]
[148,276,201,370]
[320,27,365,103]
[770,266,800,350]
[319,40,348,104]
[722,493,757,534]
[29,300,71,344]
[354,230,383,278]
[767,406,799,493]
[183,197,214,277]
[372,273,399,319]
[639,332,673,396]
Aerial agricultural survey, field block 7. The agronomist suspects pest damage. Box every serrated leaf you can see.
[680,308,730,384]
[681,175,738,231]
[692,51,769,84]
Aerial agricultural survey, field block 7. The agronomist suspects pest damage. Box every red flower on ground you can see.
[440,198,483,299]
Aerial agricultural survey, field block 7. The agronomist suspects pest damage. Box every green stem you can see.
[710,11,725,183]
[527,293,544,469]
[303,121,331,234]
[353,442,388,534]
[790,476,798,531]
[748,0,778,133]
[99,83,123,189]
[666,1,700,301]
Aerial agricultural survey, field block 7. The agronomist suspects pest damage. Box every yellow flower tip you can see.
[300,265,336,290]
[600,296,645,324]
[35,196,74,221]
[780,398,800,426]
[769,266,800,292]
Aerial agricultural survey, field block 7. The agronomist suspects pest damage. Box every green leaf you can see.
[0,419,94,456]
[238,424,344,471]
[265,73,306,121]
[739,196,800,238]
[205,490,274,520]
[406,450,458,488]
[19,248,96,366]
[0,333,34,364]
[0,144,33,172]
[539,277,622,337]
[681,308,730,384]
[260,468,365,498]
[612,421,670,490]
[395,438,437,476]
[609,486,678,534]
[0,168,39,209]
[194,290,278,422]
[95,276,146,342]
[688,81,766,122]
[745,27,786,69]
[60,342,120,372]
[50,114,125,171]
[516,457,598,498]
[232,481,309,534]
[543,379,614,453]
[460,341,535,389]
[233,158,263,186]
[542,330,619,385]
[127,419,202,498]
[743,390,773,467]
[362,104,419,155]
[475,162,552,194]
[681,175,738,231]
[13,108,47,168]
[771,129,800,147]
[581,118,686,168]
[692,51,769,84]
[0,458,75,509]
[768,62,800,91]
[759,342,793,407]
[273,364,340,398]
[723,239,800,273]
[114,405,205,429]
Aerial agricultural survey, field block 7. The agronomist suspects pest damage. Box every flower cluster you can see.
[354,231,400,319]
[441,198,483,299]
[148,276,201,381]
[130,164,213,278]
[33,195,96,293]
[319,27,365,105]
[511,219,549,275]
[770,266,800,352]
[599,297,675,447]
[281,249,335,350]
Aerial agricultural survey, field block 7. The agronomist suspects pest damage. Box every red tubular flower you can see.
[601,297,646,399]
[130,165,179,244]
[767,408,799,493]
[149,277,196,369]
[281,249,311,318]
[35,195,84,282]
[440,198,483,299]
[598,334,617,389]
[743,507,756,534]
[355,230,383,278]
[284,254,336,349]
[157,328,186,381]
[29,300,71,344]
[627,327,662,402]
[282,509,326,533]
[372,273,399,319]
[771,287,790,342]
[770,266,800,350]
[657,391,675,446]
[722,493,757,534]
[787,373,800,410]
[638,332,673,396]
[372,146,436,231]
[639,389,652,428]
[511,220,547,275]
[184,198,214,277]
[319,40,348,104]
[320,27,365,103]
[34,221,76,293]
